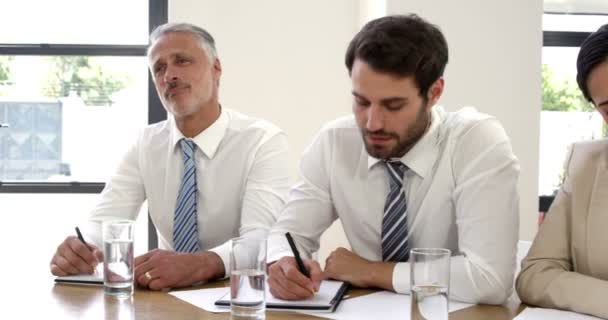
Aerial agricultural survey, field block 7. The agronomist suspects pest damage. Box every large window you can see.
[0,0,168,188]
[539,2,608,197]
[0,56,148,182]
[0,1,167,268]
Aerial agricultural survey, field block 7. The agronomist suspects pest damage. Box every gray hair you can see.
[148,22,218,61]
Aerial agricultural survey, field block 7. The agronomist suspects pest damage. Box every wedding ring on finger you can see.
[145,271,153,280]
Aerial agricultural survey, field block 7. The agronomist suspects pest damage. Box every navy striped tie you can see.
[382,160,409,262]
[173,139,200,253]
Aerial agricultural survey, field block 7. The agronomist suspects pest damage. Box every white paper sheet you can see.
[170,280,346,313]
[169,287,230,313]
[169,286,473,318]
[215,280,345,309]
[299,290,473,320]
[514,307,603,320]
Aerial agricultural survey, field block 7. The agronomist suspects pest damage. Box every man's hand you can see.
[134,249,225,290]
[268,256,323,300]
[324,247,395,290]
[50,236,103,276]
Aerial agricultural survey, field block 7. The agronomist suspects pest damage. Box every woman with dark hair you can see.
[516,24,608,318]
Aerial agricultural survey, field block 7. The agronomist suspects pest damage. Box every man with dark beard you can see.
[267,14,519,305]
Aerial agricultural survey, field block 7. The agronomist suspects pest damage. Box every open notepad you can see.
[215,280,349,312]
[54,273,103,285]
[54,265,104,285]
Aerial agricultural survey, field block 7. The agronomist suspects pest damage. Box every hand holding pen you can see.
[75,227,102,273]
[285,232,311,278]
[49,226,103,276]
[267,232,324,300]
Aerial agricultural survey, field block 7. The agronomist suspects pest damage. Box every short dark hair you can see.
[576,24,608,103]
[345,14,448,98]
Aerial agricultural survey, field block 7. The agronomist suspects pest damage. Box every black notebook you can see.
[215,280,349,312]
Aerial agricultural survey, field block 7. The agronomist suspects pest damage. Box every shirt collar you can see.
[170,108,229,159]
[367,106,442,179]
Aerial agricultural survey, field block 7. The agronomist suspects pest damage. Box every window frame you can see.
[0,0,167,194]
[543,30,591,47]
[538,14,594,211]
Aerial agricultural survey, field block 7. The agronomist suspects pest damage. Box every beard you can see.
[166,100,201,119]
[362,103,431,160]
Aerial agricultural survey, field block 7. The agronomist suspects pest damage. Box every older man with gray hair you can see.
[50,22,291,290]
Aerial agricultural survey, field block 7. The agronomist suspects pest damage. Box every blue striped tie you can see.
[173,139,200,253]
[382,160,409,262]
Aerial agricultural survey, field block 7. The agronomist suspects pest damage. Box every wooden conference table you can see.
[16,276,524,319]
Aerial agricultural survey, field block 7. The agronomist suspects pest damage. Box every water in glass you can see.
[104,239,134,297]
[230,269,265,320]
[411,284,448,320]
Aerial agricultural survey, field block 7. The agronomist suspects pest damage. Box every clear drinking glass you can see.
[410,248,451,320]
[230,237,267,320]
[102,220,135,297]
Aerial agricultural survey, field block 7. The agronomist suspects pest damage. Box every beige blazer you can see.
[516,139,608,319]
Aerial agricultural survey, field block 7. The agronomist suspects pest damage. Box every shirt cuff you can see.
[392,262,411,294]
[208,240,231,278]
[267,233,297,263]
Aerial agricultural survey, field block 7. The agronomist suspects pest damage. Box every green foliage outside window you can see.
[542,64,607,137]
[542,64,593,112]
[0,57,13,96]
[42,56,130,106]
[0,56,11,82]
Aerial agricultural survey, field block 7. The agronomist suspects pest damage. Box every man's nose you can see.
[366,105,385,132]
[163,65,179,84]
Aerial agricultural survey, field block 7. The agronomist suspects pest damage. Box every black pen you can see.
[75,226,89,247]
[285,232,310,278]
[75,226,99,274]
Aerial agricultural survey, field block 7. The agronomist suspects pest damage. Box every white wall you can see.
[385,0,542,241]
[170,0,358,175]
[169,0,543,261]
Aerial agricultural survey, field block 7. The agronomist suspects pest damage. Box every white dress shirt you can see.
[86,108,291,274]
[268,106,520,304]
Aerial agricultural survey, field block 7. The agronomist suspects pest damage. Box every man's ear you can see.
[426,77,444,106]
[213,58,222,86]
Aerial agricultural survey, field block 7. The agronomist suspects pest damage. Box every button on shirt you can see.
[86,108,291,274]
[268,106,520,304]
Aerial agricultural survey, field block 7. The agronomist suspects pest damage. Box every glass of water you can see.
[230,236,267,320]
[102,220,135,297]
[410,248,451,320]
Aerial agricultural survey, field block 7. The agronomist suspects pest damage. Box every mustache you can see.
[164,81,188,97]
[363,130,398,139]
